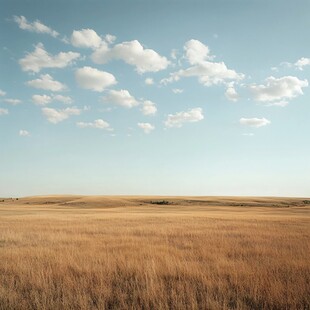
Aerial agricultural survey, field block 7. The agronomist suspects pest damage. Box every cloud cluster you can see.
[164,107,204,128]
[250,76,308,105]
[225,84,239,102]
[184,39,213,65]
[137,122,155,134]
[75,66,117,92]
[140,100,157,115]
[92,40,170,73]
[0,108,8,115]
[145,78,154,85]
[172,88,184,94]
[32,94,73,105]
[19,130,30,136]
[102,89,157,115]
[4,98,22,105]
[19,43,80,72]
[42,107,81,123]
[77,119,112,130]
[161,40,244,86]
[13,15,59,37]
[27,74,67,91]
[102,89,139,108]
[71,29,102,49]
[239,117,270,128]
[0,90,6,96]
[295,57,310,70]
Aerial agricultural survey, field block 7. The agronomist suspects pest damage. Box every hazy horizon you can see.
[1,0,309,197]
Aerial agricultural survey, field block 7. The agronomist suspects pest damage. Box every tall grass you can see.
[0,203,309,309]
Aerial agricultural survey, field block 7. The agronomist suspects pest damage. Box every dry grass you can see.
[0,196,309,309]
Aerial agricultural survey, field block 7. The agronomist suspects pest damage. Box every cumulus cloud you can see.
[13,15,59,37]
[239,117,271,128]
[77,119,112,130]
[172,88,184,94]
[105,34,116,44]
[145,78,154,85]
[42,107,81,124]
[164,107,204,128]
[137,122,155,134]
[27,74,67,91]
[140,100,157,115]
[19,130,30,136]
[32,94,52,105]
[162,61,244,86]
[249,76,308,104]
[4,98,22,105]
[295,57,310,70]
[225,84,239,102]
[75,66,117,92]
[102,89,139,108]
[161,40,244,86]
[32,94,73,105]
[184,39,213,65]
[91,40,170,73]
[0,90,6,96]
[71,29,102,49]
[19,43,80,72]
[53,95,73,104]
[0,108,8,115]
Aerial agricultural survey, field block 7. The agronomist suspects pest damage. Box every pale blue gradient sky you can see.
[0,0,309,197]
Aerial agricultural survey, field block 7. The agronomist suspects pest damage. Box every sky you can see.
[0,0,309,197]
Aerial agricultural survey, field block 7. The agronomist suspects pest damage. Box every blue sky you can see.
[0,0,309,197]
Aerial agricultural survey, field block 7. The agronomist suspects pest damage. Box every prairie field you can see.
[0,196,309,310]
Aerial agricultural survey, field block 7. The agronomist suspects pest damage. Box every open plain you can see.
[0,196,309,309]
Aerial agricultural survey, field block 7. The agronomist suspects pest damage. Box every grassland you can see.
[0,196,309,309]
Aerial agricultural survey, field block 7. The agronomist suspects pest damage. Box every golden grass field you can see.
[0,196,309,309]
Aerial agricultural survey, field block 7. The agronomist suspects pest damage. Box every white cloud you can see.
[145,78,154,85]
[77,119,112,130]
[172,88,184,94]
[161,61,244,86]
[53,95,73,104]
[13,15,59,37]
[71,29,102,49]
[239,117,271,128]
[0,90,6,96]
[75,66,117,92]
[105,34,116,44]
[91,40,170,73]
[161,40,244,86]
[0,108,8,115]
[295,57,310,70]
[19,130,30,136]
[4,98,22,105]
[242,133,254,136]
[171,49,178,60]
[102,89,139,108]
[266,100,289,107]
[225,85,239,102]
[42,107,81,124]
[164,107,204,128]
[27,74,67,91]
[19,43,80,72]
[32,94,73,105]
[250,76,308,103]
[184,39,213,65]
[137,122,155,134]
[140,100,157,115]
[32,94,52,105]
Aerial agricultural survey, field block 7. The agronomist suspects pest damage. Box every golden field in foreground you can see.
[0,196,309,309]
